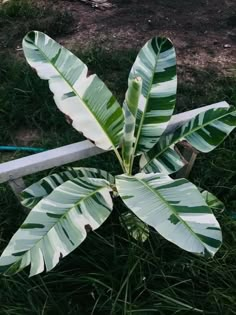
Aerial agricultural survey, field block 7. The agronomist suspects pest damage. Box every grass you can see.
[0,33,236,314]
[0,0,40,18]
[0,0,73,48]
[0,51,80,146]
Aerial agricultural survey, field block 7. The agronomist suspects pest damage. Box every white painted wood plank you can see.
[0,140,104,184]
[0,101,229,185]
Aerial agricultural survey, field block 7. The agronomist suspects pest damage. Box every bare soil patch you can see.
[57,0,236,75]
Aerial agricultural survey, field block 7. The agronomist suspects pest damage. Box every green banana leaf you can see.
[129,37,177,154]
[122,77,142,173]
[141,106,236,173]
[120,211,149,242]
[116,173,222,257]
[0,177,113,276]
[202,190,225,212]
[21,167,114,209]
[23,31,124,152]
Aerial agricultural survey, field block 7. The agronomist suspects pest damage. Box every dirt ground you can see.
[0,0,236,148]
[57,0,236,75]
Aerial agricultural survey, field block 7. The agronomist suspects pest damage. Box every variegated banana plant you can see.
[1,31,236,277]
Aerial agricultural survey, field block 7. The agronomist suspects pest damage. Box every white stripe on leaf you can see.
[0,177,113,276]
[129,37,177,154]
[23,31,124,151]
[142,107,236,172]
[116,173,222,257]
[21,167,114,209]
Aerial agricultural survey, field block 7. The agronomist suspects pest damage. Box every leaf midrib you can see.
[28,35,121,153]
[10,181,111,272]
[134,176,212,252]
[144,107,235,168]
[133,38,166,156]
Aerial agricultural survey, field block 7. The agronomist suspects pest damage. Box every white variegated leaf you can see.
[116,173,222,257]
[21,167,114,209]
[120,211,149,242]
[129,37,177,154]
[0,177,113,276]
[164,101,230,135]
[201,190,225,212]
[23,31,124,151]
[142,106,236,173]
[140,146,185,174]
[122,77,142,173]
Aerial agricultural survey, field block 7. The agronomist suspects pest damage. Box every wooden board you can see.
[0,101,230,194]
[0,140,104,184]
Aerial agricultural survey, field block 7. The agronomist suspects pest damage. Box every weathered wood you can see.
[0,140,104,184]
[8,178,29,212]
[8,177,26,195]
[175,142,199,179]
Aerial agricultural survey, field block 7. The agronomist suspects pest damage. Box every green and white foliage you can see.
[1,32,236,276]
[116,173,222,256]
[0,177,113,276]
[23,31,124,151]
[129,37,177,154]
[140,146,185,174]
[120,211,149,242]
[122,77,142,173]
[21,167,114,209]
[141,106,236,173]
[202,190,225,213]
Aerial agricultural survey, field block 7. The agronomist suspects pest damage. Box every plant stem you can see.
[114,147,126,173]
[129,152,135,175]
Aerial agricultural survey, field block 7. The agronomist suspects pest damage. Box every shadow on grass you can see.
[0,0,74,48]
